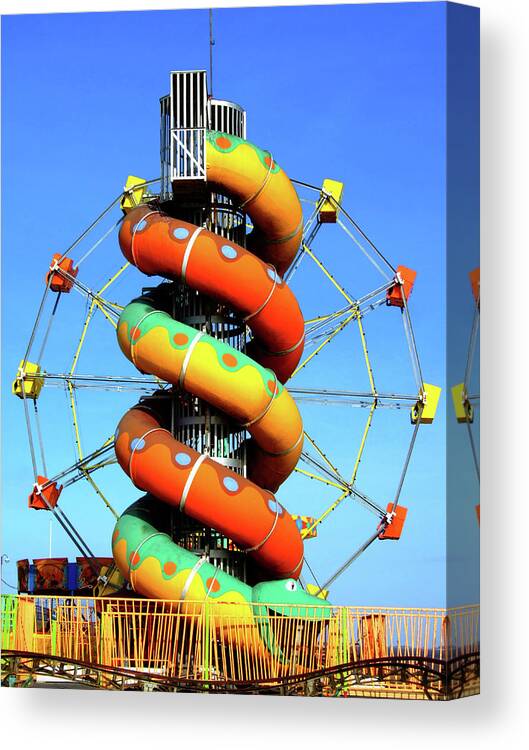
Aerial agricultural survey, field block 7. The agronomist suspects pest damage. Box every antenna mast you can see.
[209,9,215,98]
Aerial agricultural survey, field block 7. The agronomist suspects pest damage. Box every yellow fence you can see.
[1,595,479,696]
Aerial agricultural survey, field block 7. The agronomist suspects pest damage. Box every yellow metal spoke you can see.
[294,467,345,492]
[305,310,348,325]
[304,431,345,481]
[302,243,355,305]
[349,401,376,486]
[81,471,119,519]
[98,261,130,295]
[71,300,97,376]
[357,314,376,395]
[293,310,357,377]
[301,401,377,539]
[67,381,84,462]
[93,298,117,329]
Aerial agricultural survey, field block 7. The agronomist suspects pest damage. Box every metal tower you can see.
[158,70,250,581]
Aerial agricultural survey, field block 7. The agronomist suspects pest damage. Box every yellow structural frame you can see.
[63,259,170,518]
[22,175,429,583]
[64,263,135,519]
[297,312,378,540]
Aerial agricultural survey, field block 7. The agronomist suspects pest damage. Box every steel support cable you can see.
[299,450,385,517]
[463,302,480,395]
[40,440,115,491]
[301,242,355,305]
[34,372,163,387]
[304,305,355,340]
[304,291,388,345]
[91,297,119,329]
[284,205,325,284]
[50,265,141,496]
[316,528,386,596]
[304,301,354,326]
[79,458,117,473]
[292,311,357,378]
[303,197,327,236]
[304,431,344,480]
[466,420,480,483]
[292,388,419,402]
[68,262,133,394]
[290,176,395,278]
[357,279,395,307]
[391,407,423,512]
[332,200,396,276]
[301,402,380,539]
[401,314,422,393]
[336,218,392,281]
[21,278,52,370]
[33,402,48,477]
[56,177,162,265]
[74,218,123,268]
[291,178,320,192]
[301,444,349,490]
[65,381,118,516]
[294,396,406,409]
[35,292,62,365]
[36,382,160,394]
[294,466,345,493]
[29,483,95,560]
[21,388,38,481]
[45,501,96,560]
[299,451,348,491]
[66,275,121,320]
[290,196,325,260]
[302,555,325,594]
[18,289,61,480]
[304,316,357,351]
[305,321,353,348]
[61,460,115,490]
[51,263,123,320]
[400,286,424,391]
[299,450,353,494]
[359,297,388,317]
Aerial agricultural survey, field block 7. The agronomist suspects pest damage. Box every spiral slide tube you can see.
[112,131,328,622]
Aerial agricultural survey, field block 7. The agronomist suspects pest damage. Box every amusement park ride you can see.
[12,69,438,599]
[2,68,479,698]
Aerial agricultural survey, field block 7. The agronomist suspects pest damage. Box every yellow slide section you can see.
[206,130,303,274]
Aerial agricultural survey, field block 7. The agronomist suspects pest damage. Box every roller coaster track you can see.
[1,650,479,699]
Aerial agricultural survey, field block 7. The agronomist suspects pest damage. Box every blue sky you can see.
[1,2,479,607]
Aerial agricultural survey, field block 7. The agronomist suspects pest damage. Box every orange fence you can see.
[1,595,479,694]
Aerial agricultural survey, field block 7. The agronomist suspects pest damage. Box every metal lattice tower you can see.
[158,71,250,581]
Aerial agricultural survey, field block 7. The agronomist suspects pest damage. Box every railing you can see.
[171,128,206,181]
[1,595,479,696]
